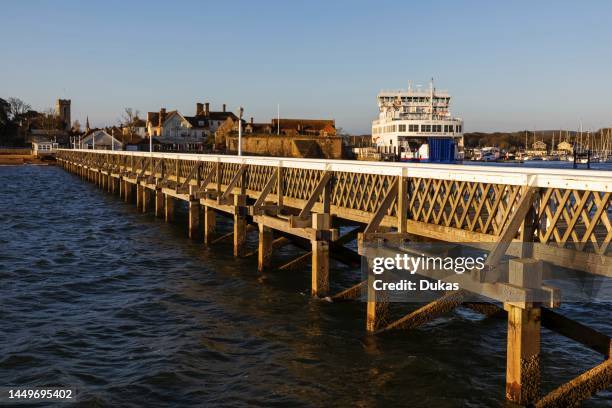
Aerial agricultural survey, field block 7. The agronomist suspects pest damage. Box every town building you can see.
[145,102,238,151]
[557,140,573,154]
[80,129,123,150]
[56,99,71,131]
[270,119,336,137]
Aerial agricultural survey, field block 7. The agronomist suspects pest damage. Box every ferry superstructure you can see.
[372,80,464,162]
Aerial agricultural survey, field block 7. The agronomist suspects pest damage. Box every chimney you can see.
[250,117,254,124]
[196,103,203,116]
[204,102,210,116]
[222,103,226,112]
[159,108,166,128]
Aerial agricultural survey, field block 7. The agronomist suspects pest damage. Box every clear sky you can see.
[1,0,611,134]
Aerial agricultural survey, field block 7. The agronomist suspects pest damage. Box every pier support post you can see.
[164,194,174,223]
[142,187,151,213]
[258,224,273,271]
[188,186,200,239]
[119,178,124,199]
[124,180,132,203]
[366,272,388,332]
[108,175,114,193]
[311,213,331,297]
[136,183,144,211]
[233,194,247,257]
[203,205,216,245]
[155,188,164,218]
[504,258,542,406]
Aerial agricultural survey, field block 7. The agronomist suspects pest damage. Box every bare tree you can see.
[39,108,62,141]
[121,107,141,138]
[72,120,81,133]
[7,97,31,120]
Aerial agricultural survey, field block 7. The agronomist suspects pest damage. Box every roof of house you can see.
[246,123,273,132]
[184,115,210,129]
[207,111,239,121]
[271,118,335,131]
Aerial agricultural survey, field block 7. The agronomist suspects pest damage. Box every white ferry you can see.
[372,80,464,162]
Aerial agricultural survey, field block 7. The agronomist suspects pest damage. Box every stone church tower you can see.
[56,99,71,130]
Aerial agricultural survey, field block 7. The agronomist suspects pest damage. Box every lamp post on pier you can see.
[238,106,243,156]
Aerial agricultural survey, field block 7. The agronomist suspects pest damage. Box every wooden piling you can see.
[141,187,151,213]
[124,180,132,203]
[155,188,164,218]
[311,213,331,297]
[258,224,273,271]
[233,194,247,257]
[203,205,216,245]
[505,258,543,405]
[188,186,200,239]
[165,194,174,223]
[136,183,144,211]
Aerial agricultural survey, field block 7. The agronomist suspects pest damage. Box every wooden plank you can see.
[364,179,398,234]
[297,171,333,219]
[541,308,611,358]
[535,359,612,408]
[485,187,538,269]
[252,171,278,213]
[376,290,467,334]
[331,280,367,302]
[219,164,247,204]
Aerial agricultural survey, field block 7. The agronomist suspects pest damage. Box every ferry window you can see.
[457,125,462,132]
[409,124,419,132]
[433,125,442,132]
[398,124,406,132]
[422,125,431,132]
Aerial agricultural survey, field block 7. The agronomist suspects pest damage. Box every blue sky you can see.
[1,0,611,134]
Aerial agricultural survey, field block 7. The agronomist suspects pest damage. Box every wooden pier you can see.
[57,149,611,406]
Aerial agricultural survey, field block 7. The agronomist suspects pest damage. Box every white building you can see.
[372,80,464,162]
[80,129,123,150]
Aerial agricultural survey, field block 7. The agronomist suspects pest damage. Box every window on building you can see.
[398,124,406,132]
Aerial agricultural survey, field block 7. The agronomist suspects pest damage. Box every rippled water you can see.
[0,165,610,407]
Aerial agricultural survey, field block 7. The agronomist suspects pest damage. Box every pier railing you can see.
[58,149,610,275]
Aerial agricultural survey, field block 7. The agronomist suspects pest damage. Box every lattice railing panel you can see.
[245,165,276,193]
[283,168,325,201]
[220,163,243,186]
[537,188,611,255]
[408,179,524,236]
[333,172,397,215]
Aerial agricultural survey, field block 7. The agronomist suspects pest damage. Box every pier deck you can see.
[57,149,611,406]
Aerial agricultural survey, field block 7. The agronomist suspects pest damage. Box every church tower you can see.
[85,116,90,133]
[56,99,71,130]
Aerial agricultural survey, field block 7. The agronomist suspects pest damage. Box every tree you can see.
[7,97,31,120]
[0,98,9,127]
[72,120,81,133]
[38,108,62,141]
[121,107,141,137]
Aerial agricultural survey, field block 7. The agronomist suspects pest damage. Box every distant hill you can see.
[464,128,611,151]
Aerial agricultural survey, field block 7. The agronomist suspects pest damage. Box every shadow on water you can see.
[0,165,610,407]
